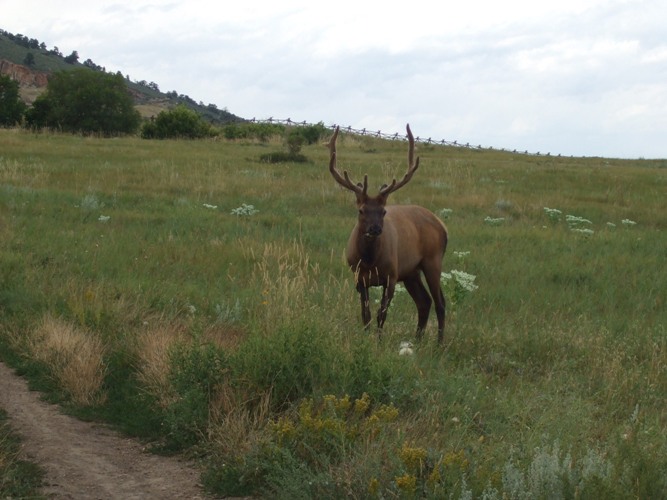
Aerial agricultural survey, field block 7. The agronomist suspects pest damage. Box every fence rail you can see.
[248,117,558,157]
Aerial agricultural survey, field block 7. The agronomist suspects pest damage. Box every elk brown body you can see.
[328,124,448,343]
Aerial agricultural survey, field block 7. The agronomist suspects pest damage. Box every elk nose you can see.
[367,224,382,236]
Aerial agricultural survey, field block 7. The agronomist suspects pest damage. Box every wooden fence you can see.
[248,117,557,157]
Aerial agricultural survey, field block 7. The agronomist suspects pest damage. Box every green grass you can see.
[1,129,666,498]
[0,410,44,498]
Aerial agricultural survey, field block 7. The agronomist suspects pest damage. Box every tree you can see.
[25,69,141,135]
[0,74,26,127]
[64,51,79,64]
[141,105,214,139]
[23,52,35,67]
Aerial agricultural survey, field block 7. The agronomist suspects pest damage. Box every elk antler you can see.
[328,126,368,196]
[379,124,420,197]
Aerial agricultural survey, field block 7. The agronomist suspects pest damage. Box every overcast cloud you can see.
[4,0,667,158]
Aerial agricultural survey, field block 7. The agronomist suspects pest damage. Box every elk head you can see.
[328,124,420,238]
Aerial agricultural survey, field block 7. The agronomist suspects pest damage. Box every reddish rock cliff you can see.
[0,59,49,87]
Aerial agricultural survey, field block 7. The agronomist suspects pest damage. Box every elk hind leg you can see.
[403,275,432,341]
[423,264,446,343]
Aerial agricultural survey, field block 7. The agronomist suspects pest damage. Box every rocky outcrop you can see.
[0,59,49,87]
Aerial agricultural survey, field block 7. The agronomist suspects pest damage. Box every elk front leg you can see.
[376,282,396,335]
[356,282,372,330]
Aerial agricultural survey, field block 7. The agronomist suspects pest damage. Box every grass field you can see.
[1,128,666,498]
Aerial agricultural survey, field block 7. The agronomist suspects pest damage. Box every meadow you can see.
[1,128,666,498]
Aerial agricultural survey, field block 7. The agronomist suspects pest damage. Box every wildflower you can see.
[98,215,110,222]
[368,478,380,496]
[202,203,218,209]
[230,203,259,216]
[566,214,593,227]
[399,442,428,471]
[395,473,417,493]
[453,251,470,259]
[571,228,595,236]
[622,219,637,226]
[354,392,371,415]
[543,207,562,222]
[449,270,479,292]
[484,216,505,226]
[372,403,399,422]
[439,208,453,219]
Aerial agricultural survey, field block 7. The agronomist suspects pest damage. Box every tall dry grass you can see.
[133,321,188,407]
[28,315,107,406]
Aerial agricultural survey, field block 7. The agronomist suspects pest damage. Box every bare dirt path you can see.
[0,361,208,499]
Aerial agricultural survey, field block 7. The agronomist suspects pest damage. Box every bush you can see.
[162,342,228,450]
[222,122,284,141]
[292,122,328,145]
[141,105,215,139]
[24,69,140,135]
[0,75,26,127]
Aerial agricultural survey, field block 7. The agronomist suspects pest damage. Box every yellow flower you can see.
[395,473,417,492]
[354,392,371,415]
[368,478,379,496]
[399,442,428,471]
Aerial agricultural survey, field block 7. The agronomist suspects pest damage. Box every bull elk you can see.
[328,124,448,343]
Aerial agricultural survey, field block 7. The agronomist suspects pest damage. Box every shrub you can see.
[141,105,215,139]
[161,341,229,450]
[222,122,284,141]
[0,75,26,127]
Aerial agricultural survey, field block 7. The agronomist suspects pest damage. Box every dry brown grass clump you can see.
[29,315,107,406]
[134,321,187,407]
[134,319,248,408]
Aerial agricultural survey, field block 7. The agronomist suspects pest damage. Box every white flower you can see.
[98,215,110,222]
[203,203,218,209]
[439,208,453,219]
[484,216,505,226]
[450,270,479,292]
[231,203,259,216]
[622,219,637,226]
[543,207,562,221]
[571,228,595,236]
[566,214,593,226]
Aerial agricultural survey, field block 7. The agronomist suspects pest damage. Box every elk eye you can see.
[382,209,387,215]
[358,208,364,215]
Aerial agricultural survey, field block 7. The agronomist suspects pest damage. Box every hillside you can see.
[0,29,243,124]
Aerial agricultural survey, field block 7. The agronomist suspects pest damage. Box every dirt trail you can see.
[0,361,207,499]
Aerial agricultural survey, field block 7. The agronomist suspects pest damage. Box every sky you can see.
[3,0,667,158]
